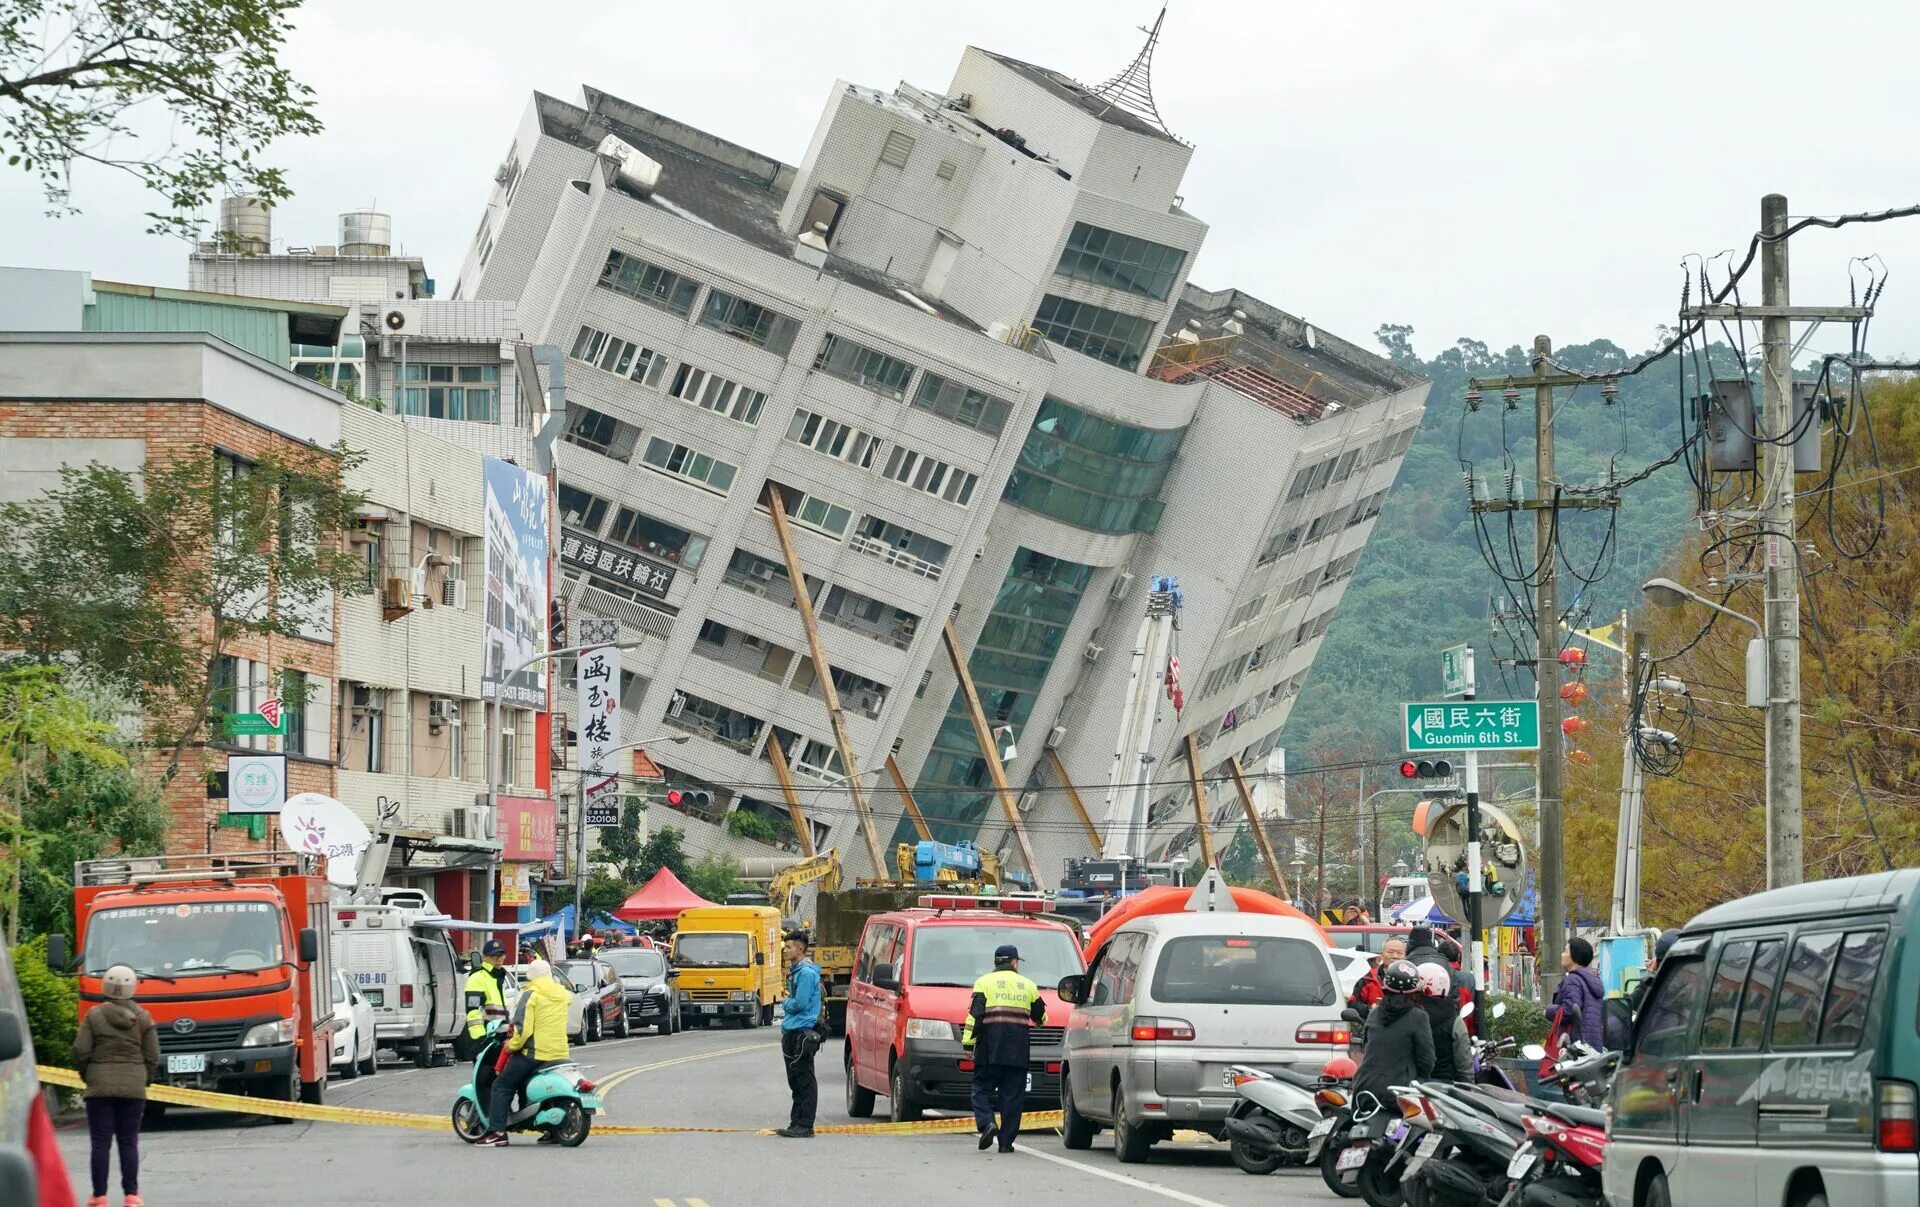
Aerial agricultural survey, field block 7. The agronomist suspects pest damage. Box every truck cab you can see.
[671,905,783,1028]
[843,894,1084,1123]
[60,852,336,1106]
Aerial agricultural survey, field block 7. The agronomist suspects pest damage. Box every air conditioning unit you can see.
[439,566,466,609]
[494,161,513,186]
[350,685,383,715]
[667,692,686,718]
[428,697,461,728]
[379,305,422,336]
[410,567,430,607]
[1109,571,1135,601]
[1082,641,1103,663]
[383,577,410,610]
[449,804,488,840]
[1047,724,1067,750]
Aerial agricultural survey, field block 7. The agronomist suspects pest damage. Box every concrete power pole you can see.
[1532,334,1567,996]
[1759,193,1804,888]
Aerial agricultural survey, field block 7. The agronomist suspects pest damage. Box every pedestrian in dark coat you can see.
[72,963,158,1207]
[1351,961,1434,1108]
[1553,937,1608,1050]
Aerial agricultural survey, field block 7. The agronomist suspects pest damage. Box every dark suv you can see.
[601,946,680,1035]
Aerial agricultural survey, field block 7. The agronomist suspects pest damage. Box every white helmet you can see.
[102,964,139,1000]
[1416,963,1451,998]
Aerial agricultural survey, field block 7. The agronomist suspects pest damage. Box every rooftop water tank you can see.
[595,135,662,197]
[339,210,392,257]
[218,195,271,254]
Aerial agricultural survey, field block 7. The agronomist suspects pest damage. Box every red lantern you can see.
[1560,681,1588,703]
[1561,716,1587,736]
[1559,648,1588,667]
[1569,748,1595,765]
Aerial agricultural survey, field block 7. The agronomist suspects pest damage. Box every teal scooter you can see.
[451,1020,602,1146]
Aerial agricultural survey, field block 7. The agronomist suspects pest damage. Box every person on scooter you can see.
[479,958,571,1147]
[1416,963,1469,1081]
[1351,960,1433,1109]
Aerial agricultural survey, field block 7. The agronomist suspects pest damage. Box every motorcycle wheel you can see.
[553,1102,591,1147]
[1320,1141,1365,1199]
[1230,1135,1286,1175]
[1357,1152,1407,1207]
[451,1098,487,1143]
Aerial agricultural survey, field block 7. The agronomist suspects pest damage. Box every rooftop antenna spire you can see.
[1085,4,1182,142]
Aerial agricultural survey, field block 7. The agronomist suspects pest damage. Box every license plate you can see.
[1336,1143,1369,1171]
[1311,1118,1335,1139]
[1404,1132,1443,1178]
[363,990,383,1007]
[1507,1149,1538,1179]
[701,1004,718,1014]
[166,1053,206,1075]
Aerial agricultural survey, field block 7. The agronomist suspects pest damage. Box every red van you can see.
[842,895,1085,1122]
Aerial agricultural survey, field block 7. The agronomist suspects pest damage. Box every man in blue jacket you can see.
[1552,936,1608,1050]
[777,929,822,1138]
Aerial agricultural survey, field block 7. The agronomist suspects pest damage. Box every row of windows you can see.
[399,364,499,423]
[643,437,737,494]
[1031,294,1156,371]
[601,249,699,317]
[1639,927,1886,1062]
[1054,221,1186,301]
[786,409,880,468]
[668,363,766,426]
[700,288,800,355]
[570,325,670,389]
[1258,493,1375,567]
[913,373,1013,437]
[1286,426,1417,501]
[1003,399,1182,534]
[813,332,914,400]
[881,446,977,506]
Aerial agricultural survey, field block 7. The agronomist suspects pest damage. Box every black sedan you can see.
[600,946,680,1035]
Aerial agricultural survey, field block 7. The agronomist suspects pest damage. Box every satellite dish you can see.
[279,793,375,887]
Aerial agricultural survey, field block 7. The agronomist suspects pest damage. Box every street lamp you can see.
[570,732,690,932]
[1640,578,1767,707]
[484,639,644,925]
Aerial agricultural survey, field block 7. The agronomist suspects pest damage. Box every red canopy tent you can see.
[612,867,716,922]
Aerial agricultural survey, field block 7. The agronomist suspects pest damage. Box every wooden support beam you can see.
[1046,748,1103,856]
[763,484,885,877]
[886,755,932,843]
[1184,734,1216,869]
[1227,757,1288,897]
[762,732,816,858]
[942,619,1047,892]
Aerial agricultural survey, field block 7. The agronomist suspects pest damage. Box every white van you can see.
[331,897,464,1067]
[1056,911,1345,1163]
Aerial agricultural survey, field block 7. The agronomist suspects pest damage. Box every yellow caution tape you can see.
[35,1065,1062,1137]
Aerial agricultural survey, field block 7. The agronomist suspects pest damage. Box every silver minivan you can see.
[1056,911,1346,1163]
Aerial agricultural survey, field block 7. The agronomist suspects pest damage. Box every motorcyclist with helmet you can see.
[1416,963,1470,1080]
[1350,960,1434,1108]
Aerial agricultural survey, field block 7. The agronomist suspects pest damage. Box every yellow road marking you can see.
[596,1041,777,1097]
[689,1200,712,1207]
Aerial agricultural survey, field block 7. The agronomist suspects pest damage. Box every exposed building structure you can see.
[445,28,1429,884]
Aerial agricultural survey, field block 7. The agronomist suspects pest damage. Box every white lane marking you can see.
[1015,1144,1233,1207]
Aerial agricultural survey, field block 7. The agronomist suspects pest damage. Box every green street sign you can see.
[226,712,286,737]
[1404,700,1540,752]
[1441,644,1473,697]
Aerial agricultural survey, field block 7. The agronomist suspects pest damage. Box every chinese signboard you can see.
[1441,645,1473,698]
[226,754,288,814]
[577,632,622,828]
[1403,701,1541,752]
[482,456,551,709]
[499,795,558,862]
[561,527,676,599]
[499,863,533,906]
[226,698,286,737]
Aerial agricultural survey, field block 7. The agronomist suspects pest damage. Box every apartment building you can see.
[439,26,1429,888]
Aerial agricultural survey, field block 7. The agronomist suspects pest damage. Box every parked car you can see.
[1056,911,1345,1163]
[601,946,680,1035]
[1607,869,1920,1207]
[1325,946,1372,1001]
[329,969,379,1079]
[559,958,629,1041]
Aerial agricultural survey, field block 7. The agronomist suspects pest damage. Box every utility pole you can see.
[1759,192,1804,888]
[1611,630,1647,933]
[1531,333,1568,996]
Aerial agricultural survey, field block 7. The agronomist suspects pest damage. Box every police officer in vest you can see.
[963,944,1046,1153]
[460,939,508,1060]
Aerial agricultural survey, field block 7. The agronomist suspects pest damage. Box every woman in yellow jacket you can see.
[479,959,572,1146]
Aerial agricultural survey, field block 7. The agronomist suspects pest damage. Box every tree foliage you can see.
[11,934,77,1066]
[1560,375,1920,926]
[580,872,630,919]
[685,852,743,905]
[0,0,322,238]
[0,448,367,785]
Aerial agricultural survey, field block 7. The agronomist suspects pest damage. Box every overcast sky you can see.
[6,0,1920,362]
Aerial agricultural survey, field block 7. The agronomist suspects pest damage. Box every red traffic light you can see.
[1400,759,1453,779]
[666,788,685,806]
[1400,761,1419,779]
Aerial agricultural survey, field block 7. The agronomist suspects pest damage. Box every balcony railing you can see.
[820,609,916,650]
[722,567,798,609]
[849,533,944,581]
[662,711,763,755]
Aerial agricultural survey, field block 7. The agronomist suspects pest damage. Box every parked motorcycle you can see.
[1401,1078,1534,1206]
[1221,1063,1327,1174]
[450,1020,603,1147]
[1501,1102,1609,1207]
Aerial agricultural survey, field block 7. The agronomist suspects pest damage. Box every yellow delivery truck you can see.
[671,905,784,1028]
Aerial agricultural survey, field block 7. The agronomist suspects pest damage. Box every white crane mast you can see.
[1099,577,1183,865]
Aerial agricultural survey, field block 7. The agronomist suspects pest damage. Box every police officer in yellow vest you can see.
[461,939,508,1058]
[962,944,1046,1153]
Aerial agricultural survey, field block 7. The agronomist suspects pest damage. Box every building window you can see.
[557,484,612,532]
[765,481,851,538]
[852,515,950,575]
[608,507,707,569]
[400,364,500,423]
[812,333,915,400]
[668,363,766,425]
[1258,525,1304,566]
[569,325,668,388]
[1002,397,1184,534]
[641,438,738,494]
[342,682,386,773]
[881,447,977,506]
[498,151,521,203]
[878,130,915,169]
[475,221,494,267]
[936,159,958,182]
[1054,222,1187,301]
[697,619,729,648]
[1031,295,1155,370]
[1228,595,1267,630]
[799,191,845,243]
[280,671,308,757]
[563,404,641,463]
[911,373,1013,437]
[699,289,799,354]
[600,249,699,317]
[786,409,879,468]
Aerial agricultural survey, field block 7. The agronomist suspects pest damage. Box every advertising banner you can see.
[482,456,551,709]
[226,754,288,814]
[577,624,621,828]
[499,795,558,862]
[499,864,532,906]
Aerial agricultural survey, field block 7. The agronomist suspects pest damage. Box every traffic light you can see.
[1399,758,1454,780]
[665,787,713,810]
